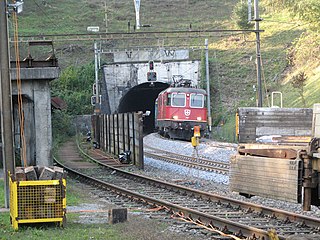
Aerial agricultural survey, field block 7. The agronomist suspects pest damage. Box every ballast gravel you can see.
[142,133,320,219]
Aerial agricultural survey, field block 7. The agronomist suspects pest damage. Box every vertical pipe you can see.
[254,0,263,107]
[205,39,212,132]
[107,115,110,152]
[116,114,119,155]
[0,0,15,208]
[127,113,130,153]
[131,113,136,165]
[94,42,100,113]
[122,113,125,152]
[104,1,108,33]
[133,0,140,30]
[112,114,116,154]
[138,112,144,170]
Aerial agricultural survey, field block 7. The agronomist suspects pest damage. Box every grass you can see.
[0,179,4,208]
[11,0,319,142]
[0,212,120,240]
[64,178,85,206]
[205,10,319,141]
[17,0,233,35]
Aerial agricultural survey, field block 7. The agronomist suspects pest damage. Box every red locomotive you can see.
[155,80,208,140]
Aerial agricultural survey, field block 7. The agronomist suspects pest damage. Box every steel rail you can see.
[76,141,320,230]
[144,145,229,174]
[53,140,320,239]
[144,148,229,174]
[53,156,275,239]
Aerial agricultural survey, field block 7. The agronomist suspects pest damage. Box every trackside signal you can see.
[193,126,201,137]
[148,60,154,71]
[147,72,157,81]
[91,96,96,106]
[92,83,96,95]
[191,136,199,147]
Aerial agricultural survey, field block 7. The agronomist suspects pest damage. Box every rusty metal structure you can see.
[10,40,58,68]
[8,40,60,167]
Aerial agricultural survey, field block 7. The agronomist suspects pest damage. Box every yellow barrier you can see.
[9,175,66,230]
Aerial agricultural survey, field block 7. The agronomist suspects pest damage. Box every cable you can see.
[13,11,28,167]
[262,19,299,25]
[31,0,61,29]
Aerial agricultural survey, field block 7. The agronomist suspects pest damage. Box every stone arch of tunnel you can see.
[118,82,170,134]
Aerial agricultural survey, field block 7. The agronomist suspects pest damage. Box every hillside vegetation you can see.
[13,0,320,142]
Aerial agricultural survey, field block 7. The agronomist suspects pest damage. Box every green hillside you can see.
[12,0,320,141]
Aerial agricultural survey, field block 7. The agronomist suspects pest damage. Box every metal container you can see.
[9,175,66,230]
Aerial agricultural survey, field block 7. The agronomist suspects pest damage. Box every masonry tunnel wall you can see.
[117,82,170,134]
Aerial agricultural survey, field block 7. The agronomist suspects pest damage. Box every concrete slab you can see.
[0,208,9,213]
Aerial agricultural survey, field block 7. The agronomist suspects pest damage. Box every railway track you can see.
[55,140,320,240]
[144,144,230,174]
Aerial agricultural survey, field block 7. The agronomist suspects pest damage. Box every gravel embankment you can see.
[142,133,320,218]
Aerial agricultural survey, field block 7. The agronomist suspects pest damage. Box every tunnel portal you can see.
[118,82,170,134]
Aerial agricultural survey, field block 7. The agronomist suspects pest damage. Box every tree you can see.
[263,0,320,28]
[51,63,95,115]
[290,0,320,29]
[232,1,254,30]
[291,71,308,107]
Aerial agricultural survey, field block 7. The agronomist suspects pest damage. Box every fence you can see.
[92,112,144,169]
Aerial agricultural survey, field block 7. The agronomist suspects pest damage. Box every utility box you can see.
[9,175,66,230]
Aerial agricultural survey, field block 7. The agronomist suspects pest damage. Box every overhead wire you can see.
[31,0,61,29]
[13,9,28,167]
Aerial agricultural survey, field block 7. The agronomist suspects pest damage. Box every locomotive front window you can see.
[166,94,171,106]
[190,94,204,108]
[171,93,186,107]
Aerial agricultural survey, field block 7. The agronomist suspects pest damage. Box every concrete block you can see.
[53,166,65,179]
[39,166,55,180]
[15,167,26,181]
[108,208,127,224]
[24,166,38,180]
[34,165,41,178]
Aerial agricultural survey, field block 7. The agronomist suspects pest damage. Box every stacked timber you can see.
[237,107,312,143]
[13,166,66,181]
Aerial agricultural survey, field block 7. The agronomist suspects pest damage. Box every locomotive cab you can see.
[155,87,207,140]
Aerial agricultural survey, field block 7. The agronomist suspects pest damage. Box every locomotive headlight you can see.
[197,117,202,121]
[173,115,179,120]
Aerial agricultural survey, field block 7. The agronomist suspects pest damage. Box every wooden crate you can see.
[230,154,302,203]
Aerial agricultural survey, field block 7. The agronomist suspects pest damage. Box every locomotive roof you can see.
[163,87,207,94]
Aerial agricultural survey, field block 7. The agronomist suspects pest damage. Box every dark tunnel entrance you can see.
[118,82,170,134]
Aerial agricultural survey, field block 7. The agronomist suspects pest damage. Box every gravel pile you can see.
[142,133,320,218]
